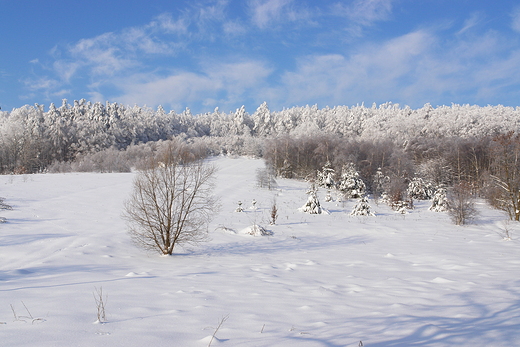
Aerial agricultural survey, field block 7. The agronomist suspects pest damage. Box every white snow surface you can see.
[1,156,519,346]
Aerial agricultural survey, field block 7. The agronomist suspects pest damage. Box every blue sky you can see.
[2,0,520,113]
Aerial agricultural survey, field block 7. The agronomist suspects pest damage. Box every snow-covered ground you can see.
[1,156,519,346]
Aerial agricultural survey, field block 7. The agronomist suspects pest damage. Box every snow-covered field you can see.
[1,157,519,346]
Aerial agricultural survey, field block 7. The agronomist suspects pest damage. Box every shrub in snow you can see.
[0,197,12,223]
[317,161,335,189]
[350,196,375,216]
[418,157,453,188]
[407,177,435,200]
[270,200,278,225]
[447,182,478,225]
[0,197,12,211]
[337,163,366,199]
[279,159,294,179]
[393,201,410,214]
[429,188,448,212]
[256,165,278,190]
[300,184,323,214]
[325,189,333,202]
[384,175,413,213]
[372,168,389,201]
[235,201,244,212]
[240,225,273,236]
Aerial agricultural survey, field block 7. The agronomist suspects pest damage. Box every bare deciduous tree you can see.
[123,155,218,255]
[448,181,478,225]
[488,131,520,221]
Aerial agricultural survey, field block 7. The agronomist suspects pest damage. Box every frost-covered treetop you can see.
[2,100,520,173]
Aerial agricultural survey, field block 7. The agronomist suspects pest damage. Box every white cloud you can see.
[275,30,434,106]
[45,13,191,90]
[62,32,137,80]
[26,1,520,112]
[332,0,394,36]
[249,0,293,28]
[196,0,228,24]
[263,26,520,108]
[122,27,174,55]
[512,7,520,33]
[22,77,65,103]
[223,20,247,36]
[249,0,312,29]
[151,13,189,34]
[25,77,60,91]
[114,60,272,111]
[457,12,483,35]
[115,73,219,110]
[51,89,71,98]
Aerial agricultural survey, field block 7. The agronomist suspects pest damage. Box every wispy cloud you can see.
[223,20,247,36]
[248,0,311,29]
[114,60,272,110]
[151,12,189,34]
[265,26,520,109]
[21,1,520,112]
[249,0,292,28]
[26,11,193,103]
[512,7,520,33]
[457,12,483,35]
[332,0,394,36]
[273,30,434,107]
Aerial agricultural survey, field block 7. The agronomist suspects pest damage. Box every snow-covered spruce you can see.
[430,188,449,212]
[325,189,333,202]
[407,177,435,200]
[393,201,410,214]
[299,184,323,214]
[317,161,335,189]
[337,163,366,199]
[350,196,375,216]
[372,168,389,200]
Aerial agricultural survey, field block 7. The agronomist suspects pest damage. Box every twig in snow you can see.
[208,314,229,347]
[94,286,108,323]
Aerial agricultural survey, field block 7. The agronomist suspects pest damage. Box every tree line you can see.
[2,99,520,174]
[2,98,520,221]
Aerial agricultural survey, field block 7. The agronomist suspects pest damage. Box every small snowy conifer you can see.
[325,189,333,202]
[372,168,389,201]
[279,159,293,179]
[317,161,335,189]
[350,196,375,216]
[235,201,244,212]
[407,177,435,200]
[300,184,323,214]
[338,163,366,199]
[429,188,449,212]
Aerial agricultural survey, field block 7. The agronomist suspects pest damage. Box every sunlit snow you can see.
[1,157,519,346]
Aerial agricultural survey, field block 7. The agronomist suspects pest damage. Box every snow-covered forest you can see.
[2,99,520,222]
[1,100,520,174]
